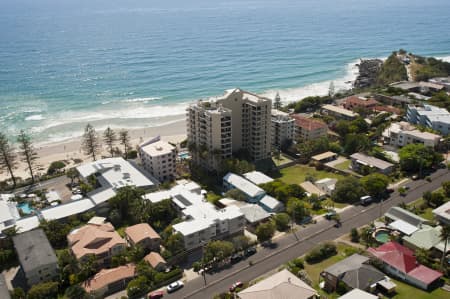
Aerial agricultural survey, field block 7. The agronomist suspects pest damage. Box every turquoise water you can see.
[375,230,390,243]
[1,0,450,143]
[18,203,34,215]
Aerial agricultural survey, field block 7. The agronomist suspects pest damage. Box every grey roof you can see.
[239,204,271,224]
[350,153,394,170]
[385,206,427,227]
[324,254,385,290]
[12,229,57,274]
[0,274,11,299]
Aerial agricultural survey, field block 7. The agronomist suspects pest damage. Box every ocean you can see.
[1,0,450,143]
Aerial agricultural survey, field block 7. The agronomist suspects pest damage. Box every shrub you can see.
[305,243,337,264]
[47,161,66,175]
[274,213,291,231]
[127,150,138,159]
[350,228,360,243]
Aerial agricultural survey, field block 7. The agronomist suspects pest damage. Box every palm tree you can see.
[440,224,450,270]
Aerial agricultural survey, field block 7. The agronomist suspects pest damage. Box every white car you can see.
[167,280,184,293]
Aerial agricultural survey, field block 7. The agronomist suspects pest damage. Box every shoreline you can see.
[0,119,187,181]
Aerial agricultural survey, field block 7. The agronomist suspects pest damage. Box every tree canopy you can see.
[360,173,389,198]
[332,177,365,203]
[398,143,443,173]
[255,221,276,243]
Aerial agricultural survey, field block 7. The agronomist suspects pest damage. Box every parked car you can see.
[229,281,244,292]
[231,253,244,263]
[166,281,184,293]
[244,247,257,257]
[324,209,336,220]
[360,195,373,205]
[148,290,164,299]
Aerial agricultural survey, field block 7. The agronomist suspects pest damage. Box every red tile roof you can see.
[345,96,379,108]
[125,223,161,244]
[367,242,442,285]
[83,264,136,293]
[292,115,327,131]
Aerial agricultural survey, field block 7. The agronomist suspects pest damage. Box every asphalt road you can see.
[164,168,450,299]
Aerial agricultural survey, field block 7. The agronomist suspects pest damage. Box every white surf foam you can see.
[25,114,45,121]
[121,97,160,103]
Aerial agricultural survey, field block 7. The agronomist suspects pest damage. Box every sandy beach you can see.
[1,119,187,182]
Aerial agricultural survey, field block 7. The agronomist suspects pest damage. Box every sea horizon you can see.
[1,0,450,143]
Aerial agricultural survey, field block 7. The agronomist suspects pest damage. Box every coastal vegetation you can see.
[81,124,101,161]
[0,132,18,187]
[17,130,39,183]
[413,56,450,81]
[375,52,408,86]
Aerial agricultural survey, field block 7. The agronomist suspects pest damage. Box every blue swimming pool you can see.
[18,203,34,214]
[178,152,191,159]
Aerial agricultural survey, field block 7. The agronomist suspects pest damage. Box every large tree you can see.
[82,124,101,161]
[255,221,276,243]
[0,132,18,187]
[17,130,38,182]
[119,129,131,159]
[203,240,234,264]
[332,176,365,203]
[27,281,59,299]
[360,173,389,198]
[440,224,450,271]
[103,127,117,157]
[399,143,443,173]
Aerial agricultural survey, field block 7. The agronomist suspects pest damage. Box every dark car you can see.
[231,253,244,263]
[245,247,257,257]
[229,281,244,292]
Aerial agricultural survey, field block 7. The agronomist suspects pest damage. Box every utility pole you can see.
[201,241,207,286]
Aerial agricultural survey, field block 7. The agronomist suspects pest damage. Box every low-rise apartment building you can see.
[83,264,136,298]
[187,88,271,171]
[321,104,358,120]
[68,219,126,266]
[382,121,441,147]
[13,229,59,287]
[139,139,176,182]
[0,194,20,234]
[406,104,450,135]
[271,109,295,149]
[292,114,328,141]
[343,96,379,111]
[350,153,394,175]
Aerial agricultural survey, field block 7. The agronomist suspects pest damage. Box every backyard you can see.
[278,164,346,185]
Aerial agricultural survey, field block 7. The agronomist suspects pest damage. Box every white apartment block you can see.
[139,139,176,182]
[187,88,272,170]
[383,122,441,148]
[406,104,450,135]
[144,180,245,250]
[271,109,295,149]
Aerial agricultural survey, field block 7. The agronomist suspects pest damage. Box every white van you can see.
[360,195,373,205]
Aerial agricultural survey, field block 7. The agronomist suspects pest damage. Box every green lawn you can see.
[334,160,351,171]
[407,198,435,221]
[388,279,450,299]
[279,165,345,185]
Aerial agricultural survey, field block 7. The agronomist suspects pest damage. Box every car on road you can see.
[360,195,373,205]
[244,247,257,257]
[324,209,336,220]
[231,252,244,263]
[229,281,243,292]
[166,281,184,293]
[148,290,164,299]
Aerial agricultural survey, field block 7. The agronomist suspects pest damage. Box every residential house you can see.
[292,114,328,141]
[239,204,271,226]
[82,264,136,298]
[311,152,338,164]
[403,225,450,256]
[223,172,266,203]
[144,252,167,271]
[315,178,337,196]
[125,223,161,252]
[243,171,274,185]
[374,94,412,108]
[300,181,326,200]
[429,77,450,91]
[338,289,378,299]
[321,254,387,293]
[237,269,318,299]
[187,88,271,171]
[384,207,428,228]
[259,195,284,213]
[406,104,450,135]
[68,220,126,266]
[271,109,295,149]
[321,104,358,120]
[139,138,177,182]
[432,201,450,225]
[12,229,59,287]
[367,242,442,290]
[76,157,158,206]
[350,153,394,175]
[343,96,379,111]
[382,122,441,148]
[391,81,445,93]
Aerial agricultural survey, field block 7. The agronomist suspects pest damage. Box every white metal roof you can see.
[432,201,450,221]
[0,194,19,227]
[239,204,271,223]
[388,219,419,236]
[41,199,95,221]
[260,195,282,210]
[338,289,378,299]
[223,172,265,198]
[243,171,274,185]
